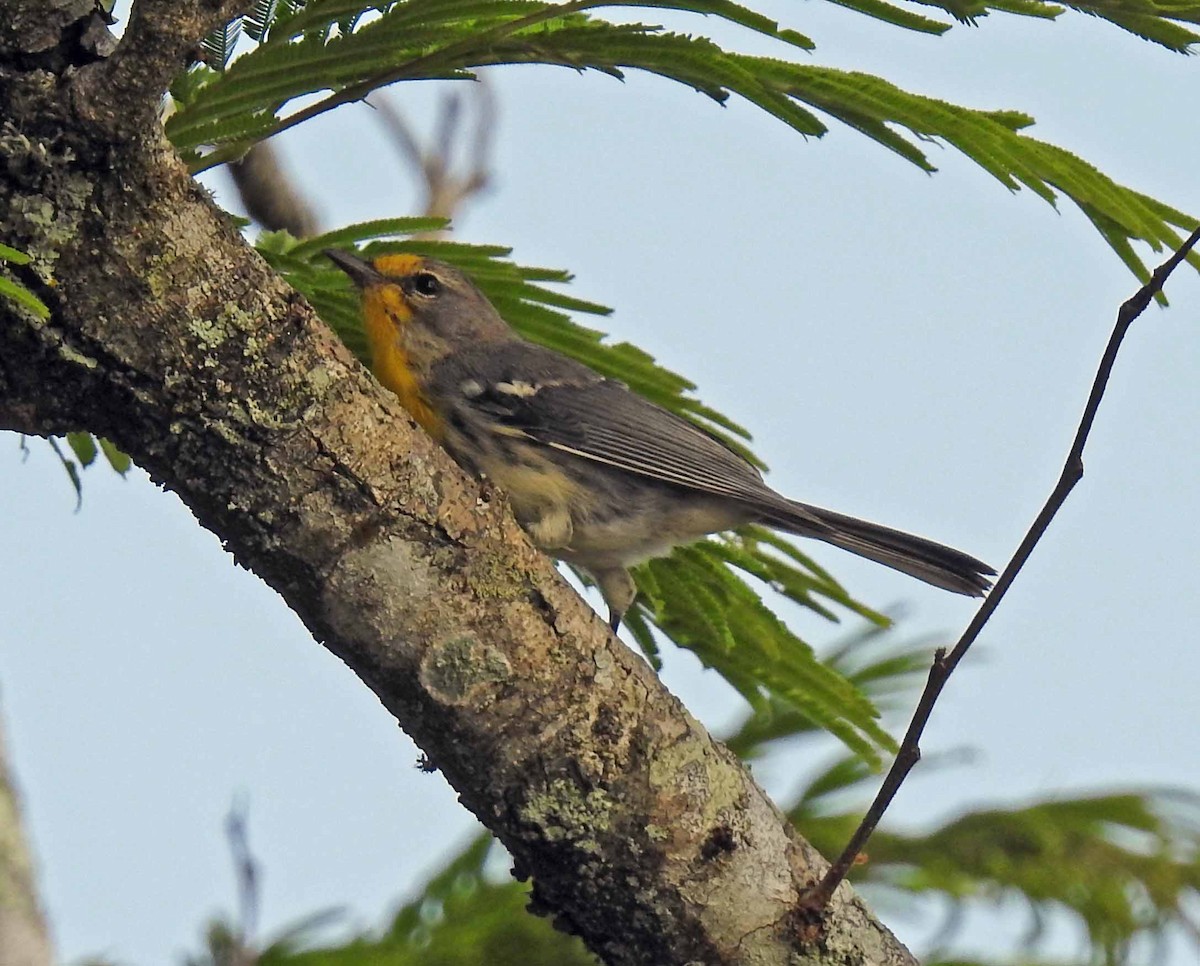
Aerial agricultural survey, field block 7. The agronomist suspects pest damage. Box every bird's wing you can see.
[430,341,790,507]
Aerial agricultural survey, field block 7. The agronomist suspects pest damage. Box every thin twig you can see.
[368,95,425,172]
[800,224,1200,915]
[225,799,260,966]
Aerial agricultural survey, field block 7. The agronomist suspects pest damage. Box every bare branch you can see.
[369,82,496,225]
[802,224,1200,915]
[370,95,425,170]
[223,85,494,241]
[228,140,321,237]
[225,802,260,966]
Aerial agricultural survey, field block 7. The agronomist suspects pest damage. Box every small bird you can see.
[326,250,994,630]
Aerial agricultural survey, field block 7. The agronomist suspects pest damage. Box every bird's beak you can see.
[324,248,384,288]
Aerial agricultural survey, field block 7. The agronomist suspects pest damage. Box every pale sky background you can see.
[2,2,1199,963]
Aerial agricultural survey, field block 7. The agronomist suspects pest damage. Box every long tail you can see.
[758,500,995,597]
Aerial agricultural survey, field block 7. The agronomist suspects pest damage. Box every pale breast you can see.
[559,479,752,570]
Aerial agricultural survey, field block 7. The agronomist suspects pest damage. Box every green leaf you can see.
[167,64,221,117]
[66,431,98,468]
[202,17,244,70]
[794,754,876,809]
[0,243,33,264]
[165,5,827,163]
[287,218,450,258]
[245,0,283,40]
[824,0,954,32]
[0,275,49,319]
[167,1,1199,283]
[253,833,597,965]
[617,602,662,670]
[33,434,133,503]
[634,542,896,764]
[853,791,1200,958]
[99,437,133,474]
[0,244,49,319]
[1057,0,1200,50]
[723,626,931,758]
[45,437,83,508]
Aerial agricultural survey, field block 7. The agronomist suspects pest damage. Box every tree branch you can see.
[0,700,54,966]
[802,224,1200,914]
[0,5,917,965]
[70,0,246,135]
[369,84,495,223]
[227,140,321,237]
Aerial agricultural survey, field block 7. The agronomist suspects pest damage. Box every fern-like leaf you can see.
[168,2,1199,283]
[201,17,244,70]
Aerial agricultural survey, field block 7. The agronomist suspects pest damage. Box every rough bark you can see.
[0,2,917,963]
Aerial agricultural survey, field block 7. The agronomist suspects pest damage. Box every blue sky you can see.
[2,3,1199,962]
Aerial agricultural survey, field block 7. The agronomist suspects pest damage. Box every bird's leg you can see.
[593,567,637,635]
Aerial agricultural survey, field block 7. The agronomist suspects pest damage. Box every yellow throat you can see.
[359,254,442,439]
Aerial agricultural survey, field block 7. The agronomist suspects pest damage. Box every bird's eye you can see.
[412,272,441,297]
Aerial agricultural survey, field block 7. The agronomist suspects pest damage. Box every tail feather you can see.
[758,500,995,597]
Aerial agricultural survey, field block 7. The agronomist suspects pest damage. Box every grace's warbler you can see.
[327,250,993,630]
